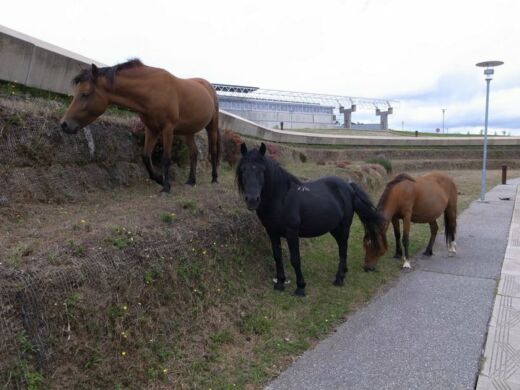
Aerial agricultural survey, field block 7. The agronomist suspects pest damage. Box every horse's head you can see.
[236,143,267,211]
[362,221,389,271]
[60,64,109,134]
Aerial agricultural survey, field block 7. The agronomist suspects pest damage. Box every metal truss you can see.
[212,83,398,110]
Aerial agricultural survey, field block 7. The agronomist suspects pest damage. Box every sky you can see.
[2,0,519,134]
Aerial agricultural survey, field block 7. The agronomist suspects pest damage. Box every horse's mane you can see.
[377,173,415,210]
[236,151,301,199]
[72,58,144,86]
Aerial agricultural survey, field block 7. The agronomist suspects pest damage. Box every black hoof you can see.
[333,278,344,286]
[185,179,196,186]
[363,266,376,272]
[423,250,433,257]
[273,282,285,291]
[294,288,306,297]
[211,177,219,184]
[393,254,401,259]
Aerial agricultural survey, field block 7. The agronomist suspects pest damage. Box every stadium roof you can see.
[212,83,398,109]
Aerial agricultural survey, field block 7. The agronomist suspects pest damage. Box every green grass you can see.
[184,218,430,388]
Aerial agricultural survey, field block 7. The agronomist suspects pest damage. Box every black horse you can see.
[236,143,385,296]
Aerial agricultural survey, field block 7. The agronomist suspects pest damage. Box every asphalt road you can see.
[267,179,520,390]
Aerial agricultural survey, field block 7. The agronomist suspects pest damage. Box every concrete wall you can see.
[0,24,104,95]
[224,109,335,129]
[219,109,520,146]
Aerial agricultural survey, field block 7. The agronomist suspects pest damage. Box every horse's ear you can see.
[259,142,266,156]
[91,64,99,81]
[240,143,248,156]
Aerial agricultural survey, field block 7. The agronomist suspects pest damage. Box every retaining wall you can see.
[0,24,104,95]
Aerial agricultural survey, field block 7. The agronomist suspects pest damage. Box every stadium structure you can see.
[213,84,398,131]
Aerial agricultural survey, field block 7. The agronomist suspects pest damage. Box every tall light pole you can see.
[476,60,504,201]
[441,108,446,134]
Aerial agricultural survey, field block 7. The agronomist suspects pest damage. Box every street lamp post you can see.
[476,60,504,202]
[441,108,446,134]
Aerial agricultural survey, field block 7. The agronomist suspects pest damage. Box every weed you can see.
[47,253,58,264]
[68,240,86,257]
[7,243,33,267]
[210,329,233,345]
[366,156,392,173]
[160,212,174,224]
[143,269,158,285]
[18,331,38,355]
[239,314,272,335]
[180,198,198,212]
[107,226,135,250]
[177,262,202,281]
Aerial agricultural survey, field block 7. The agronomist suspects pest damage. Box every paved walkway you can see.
[477,183,520,389]
[267,179,520,390]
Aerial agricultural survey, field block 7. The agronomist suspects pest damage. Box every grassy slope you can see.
[2,80,518,389]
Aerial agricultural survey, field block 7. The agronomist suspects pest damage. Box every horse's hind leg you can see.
[423,220,438,256]
[141,127,163,186]
[160,126,174,193]
[205,115,220,183]
[392,217,402,259]
[184,134,198,186]
[286,230,306,296]
[331,219,352,285]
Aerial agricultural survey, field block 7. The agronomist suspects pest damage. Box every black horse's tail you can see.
[349,182,385,250]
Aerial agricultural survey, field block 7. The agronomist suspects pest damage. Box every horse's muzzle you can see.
[60,121,80,134]
[245,195,261,211]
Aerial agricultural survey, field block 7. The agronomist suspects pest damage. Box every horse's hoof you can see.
[273,282,285,291]
[159,190,171,197]
[393,254,401,260]
[211,178,219,184]
[363,266,376,272]
[333,279,344,286]
[294,288,306,297]
[422,251,433,257]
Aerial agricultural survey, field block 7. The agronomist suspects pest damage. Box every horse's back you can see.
[288,177,352,237]
[418,171,457,196]
[412,172,456,222]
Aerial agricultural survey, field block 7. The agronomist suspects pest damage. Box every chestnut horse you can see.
[60,59,220,193]
[364,172,457,270]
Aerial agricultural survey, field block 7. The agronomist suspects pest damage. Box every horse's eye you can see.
[80,92,90,99]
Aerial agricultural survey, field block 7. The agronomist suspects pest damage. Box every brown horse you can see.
[60,59,220,193]
[364,172,457,270]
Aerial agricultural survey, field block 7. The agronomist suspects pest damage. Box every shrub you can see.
[365,157,392,173]
[222,129,243,167]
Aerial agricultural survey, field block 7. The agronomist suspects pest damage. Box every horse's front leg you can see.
[402,215,412,269]
[160,126,174,193]
[142,127,163,186]
[268,231,286,291]
[392,217,402,259]
[286,229,306,296]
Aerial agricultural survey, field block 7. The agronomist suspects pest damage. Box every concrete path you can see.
[477,184,520,389]
[267,179,520,390]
